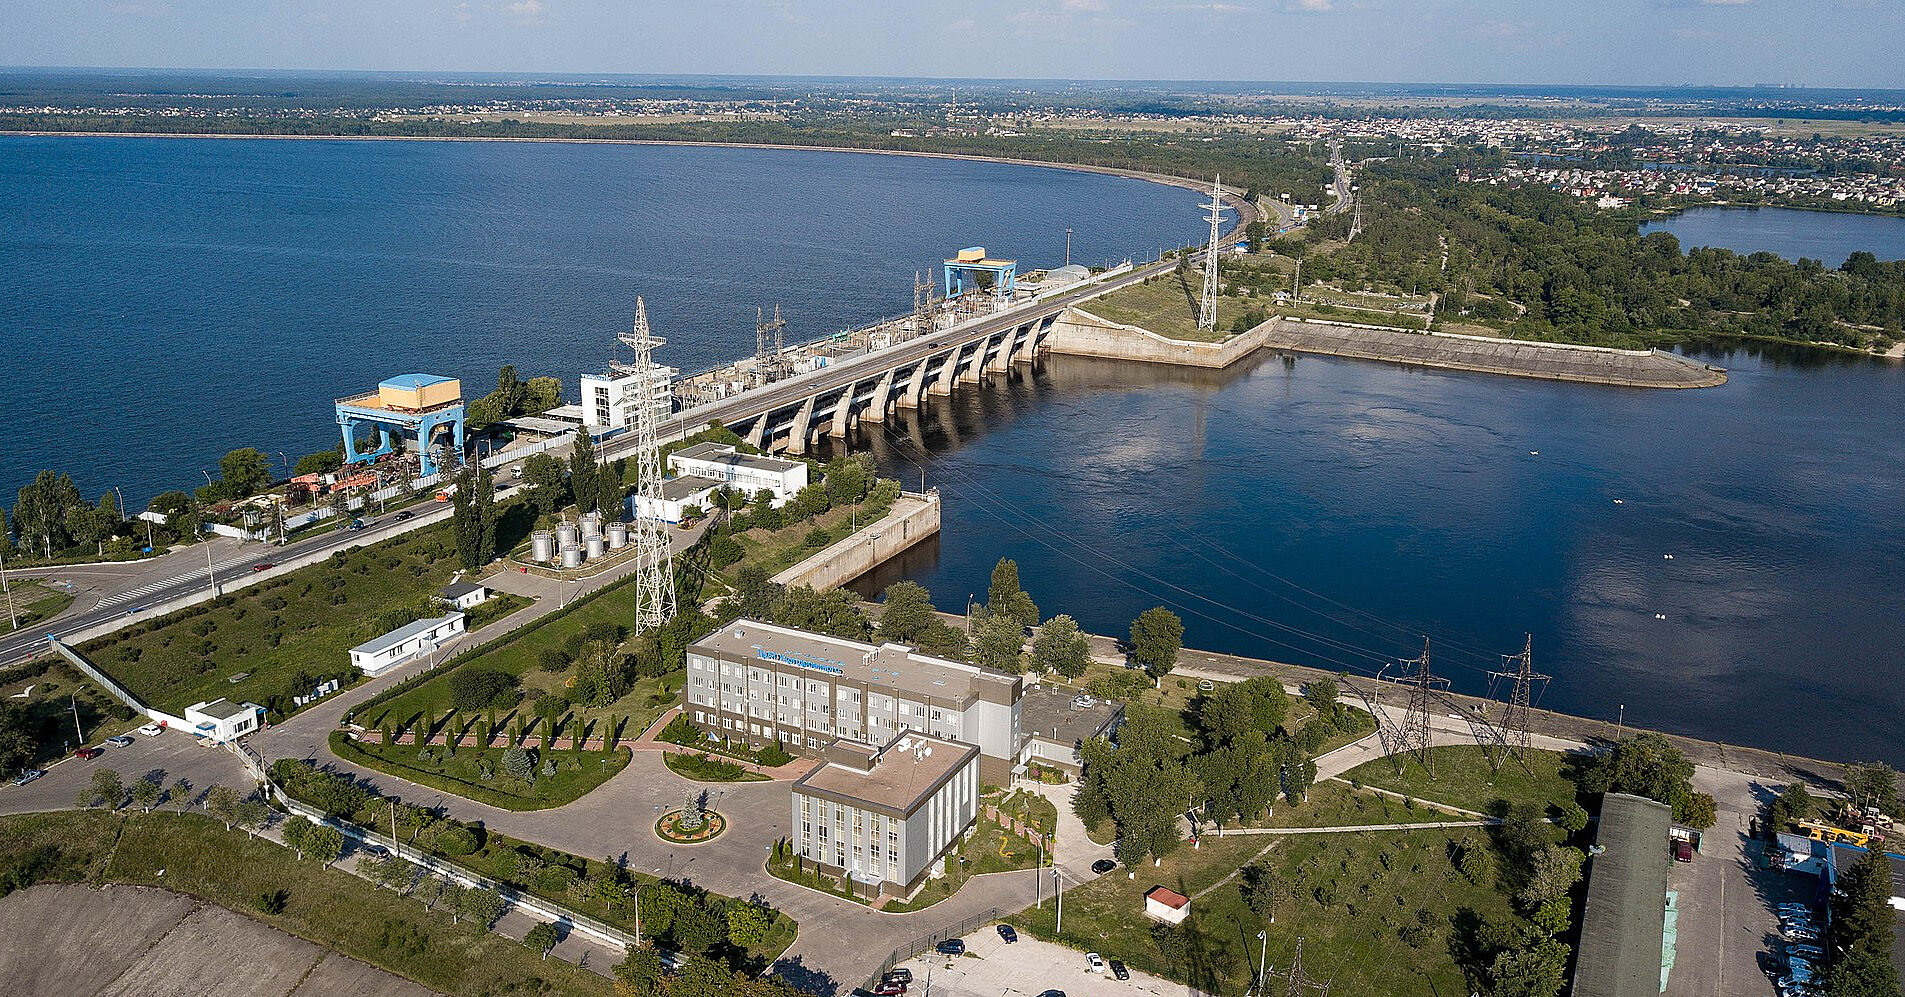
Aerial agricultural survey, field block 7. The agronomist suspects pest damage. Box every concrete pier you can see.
[771,491,941,591]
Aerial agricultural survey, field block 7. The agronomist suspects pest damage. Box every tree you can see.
[726,901,774,947]
[570,431,600,514]
[14,470,82,556]
[1489,938,1569,997]
[459,886,505,928]
[877,581,938,643]
[1832,845,1899,965]
[1824,948,1903,997]
[1679,791,1717,830]
[771,585,870,641]
[987,558,1040,629]
[969,608,1026,673]
[524,921,560,958]
[236,797,270,840]
[728,565,779,621]
[282,816,315,859]
[306,824,345,867]
[168,778,193,812]
[503,745,535,782]
[0,703,35,778]
[218,448,274,498]
[1303,677,1339,715]
[206,785,241,829]
[1031,614,1091,679]
[293,448,342,476]
[1517,845,1585,913]
[1577,733,1697,819]
[89,768,124,810]
[448,664,518,712]
[127,776,159,814]
[523,452,566,513]
[1845,762,1900,818]
[615,947,666,997]
[599,472,624,522]
[1129,606,1184,678]
[1240,861,1280,924]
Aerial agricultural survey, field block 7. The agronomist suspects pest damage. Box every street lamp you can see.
[1252,929,1269,997]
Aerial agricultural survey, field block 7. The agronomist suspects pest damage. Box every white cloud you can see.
[504,0,546,20]
[1062,0,1108,10]
[1293,0,1332,10]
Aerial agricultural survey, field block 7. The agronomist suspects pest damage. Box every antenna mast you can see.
[623,297,676,631]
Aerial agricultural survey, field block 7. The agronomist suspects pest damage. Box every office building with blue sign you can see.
[682,620,1024,783]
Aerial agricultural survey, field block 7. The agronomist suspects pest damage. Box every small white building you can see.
[580,364,677,434]
[438,580,490,611]
[668,442,809,507]
[184,698,262,742]
[349,612,466,677]
[790,733,980,898]
[632,474,722,524]
[1145,885,1191,924]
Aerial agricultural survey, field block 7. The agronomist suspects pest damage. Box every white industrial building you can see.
[580,363,677,434]
[683,620,1024,783]
[349,612,466,676]
[668,442,809,506]
[790,732,980,898]
[438,579,490,611]
[632,474,722,524]
[184,698,262,742]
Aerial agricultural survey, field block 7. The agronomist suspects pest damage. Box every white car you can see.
[1086,953,1105,974]
[137,722,163,737]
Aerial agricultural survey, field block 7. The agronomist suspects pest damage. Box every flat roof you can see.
[1146,886,1190,909]
[793,733,977,818]
[351,613,464,656]
[1574,792,1674,997]
[440,580,486,599]
[1021,685,1122,747]
[672,441,806,475]
[692,619,1020,706]
[659,475,723,501]
[379,374,456,391]
[189,698,252,721]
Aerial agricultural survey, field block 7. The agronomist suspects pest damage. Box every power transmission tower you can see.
[1489,634,1550,763]
[1273,937,1329,997]
[1395,637,1448,776]
[912,271,935,341]
[755,304,785,381]
[755,306,767,367]
[1198,174,1223,332]
[622,297,676,632]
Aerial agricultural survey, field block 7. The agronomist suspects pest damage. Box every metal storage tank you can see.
[585,535,606,560]
[559,544,583,569]
[531,530,555,563]
[606,521,629,549]
[555,521,578,548]
[580,514,603,539]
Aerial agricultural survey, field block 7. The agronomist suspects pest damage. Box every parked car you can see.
[251,561,275,572]
[935,939,965,957]
[363,844,390,857]
[1086,952,1106,973]
[1197,679,1216,692]
[73,747,102,760]
[347,519,366,531]
[997,924,1018,943]
[1787,944,1825,961]
[395,510,415,521]
[1110,960,1130,981]
[1092,858,1118,875]
[1036,991,1066,997]
[137,722,163,737]
[871,983,906,996]
[1673,839,1694,862]
[11,769,44,786]
[105,735,134,747]
[883,969,912,985]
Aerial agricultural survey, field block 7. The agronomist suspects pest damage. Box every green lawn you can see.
[78,524,463,716]
[6,580,76,629]
[984,787,1060,839]
[1009,826,1526,997]
[729,479,902,579]
[664,751,770,783]
[1255,780,1432,829]
[0,659,143,767]
[1343,746,1583,817]
[330,731,631,811]
[766,817,1043,914]
[1083,267,1274,343]
[0,810,613,997]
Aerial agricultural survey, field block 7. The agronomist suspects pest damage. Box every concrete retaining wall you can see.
[1048,308,1727,389]
[771,491,942,591]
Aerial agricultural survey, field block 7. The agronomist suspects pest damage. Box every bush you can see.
[447,665,519,713]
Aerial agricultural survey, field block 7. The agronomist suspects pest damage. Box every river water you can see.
[1641,204,1905,265]
[848,343,1905,765]
[0,135,1202,505]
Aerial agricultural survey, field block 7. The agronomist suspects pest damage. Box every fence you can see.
[47,639,147,713]
[868,906,1009,992]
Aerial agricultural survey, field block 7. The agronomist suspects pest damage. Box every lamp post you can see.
[0,547,16,630]
[1253,929,1269,997]
[1616,703,1625,740]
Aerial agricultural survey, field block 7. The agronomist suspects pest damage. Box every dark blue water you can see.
[0,135,1202,506]
[1641,205,1905,266]
[850,345,1905,765]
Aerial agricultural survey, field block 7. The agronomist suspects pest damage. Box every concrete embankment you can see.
[1049,308,1728,389]
[771,490,942,591]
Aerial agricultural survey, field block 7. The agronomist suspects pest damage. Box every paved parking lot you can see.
[0,725,252,816]
[892,930,1189,997]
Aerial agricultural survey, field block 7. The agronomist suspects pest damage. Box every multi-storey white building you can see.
[668,442,809,506]
[683,620,1024,783]
[790,733,979,898]
[579,364,676,434]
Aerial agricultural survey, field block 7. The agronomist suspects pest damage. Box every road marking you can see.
[95,556,256,607]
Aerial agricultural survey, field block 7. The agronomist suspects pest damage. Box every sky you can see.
[4,1,1902,90]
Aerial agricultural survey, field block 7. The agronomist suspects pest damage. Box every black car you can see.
[1037,991,1067,997]
[1091,858,1117,875]
[997,924,1018,943]
[935,938,966,957]
[883,969,912,985]
[1110,960,1130,981]
[395,511,414,521]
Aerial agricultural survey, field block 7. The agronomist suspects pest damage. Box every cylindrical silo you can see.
[559,544,583,569]
[531,530,555,563]
[580,513,603,539]
[555,521,578,548]
[585,535,606,560]
[606,521,628,549]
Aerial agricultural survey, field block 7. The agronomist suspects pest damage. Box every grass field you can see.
[0,810,614,997]
[1009,825,1524,996]
[5,580,76,629]
[730,479,902,579]
[78,524,465,716]
[1256,779,1434,829]
[1084,269,1245,342]
[1344,746,1583,817]
[766,816,1041,914]
[664,751,770,783]
[331,732,633,810]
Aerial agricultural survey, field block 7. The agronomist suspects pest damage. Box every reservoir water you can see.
[850,345,1905,766]
[1640,204,1905,265]
[0,135,1202,505]
[7,136,1904,765]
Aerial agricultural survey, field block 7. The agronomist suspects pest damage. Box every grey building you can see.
[791,733,980,898]
[1018,685,1124,779]
[683,620,1024,783]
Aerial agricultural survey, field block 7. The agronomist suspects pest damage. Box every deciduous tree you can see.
[1129,606,1184,678]
[1031,614,1091,679]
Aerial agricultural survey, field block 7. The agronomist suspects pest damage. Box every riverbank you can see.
[1049,307,1728,388]
[0,128,1263,231]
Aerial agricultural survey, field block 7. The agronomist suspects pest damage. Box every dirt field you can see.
[0,883,435,997]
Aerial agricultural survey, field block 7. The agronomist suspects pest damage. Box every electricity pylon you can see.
[1198,174,1224,331]
[622,297,676,632]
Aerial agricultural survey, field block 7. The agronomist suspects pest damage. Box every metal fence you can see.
[867,906,1009,992]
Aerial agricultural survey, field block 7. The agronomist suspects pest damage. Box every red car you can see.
[1672,839,1694,863]
[252,562,275,572]
[73,747,103,760]
[872,984,906,996]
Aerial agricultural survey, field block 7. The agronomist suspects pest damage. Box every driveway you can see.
[0,727,251,816]
[892,929,1189,997]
